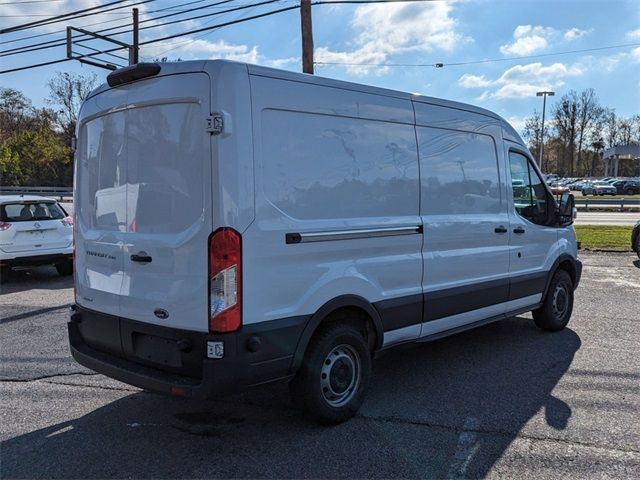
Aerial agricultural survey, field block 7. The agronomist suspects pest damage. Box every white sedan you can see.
[0,195,73,276]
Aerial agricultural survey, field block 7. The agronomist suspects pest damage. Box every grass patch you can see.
[574,225,633,251]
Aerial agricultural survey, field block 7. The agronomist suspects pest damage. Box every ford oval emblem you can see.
[154,309,169,319]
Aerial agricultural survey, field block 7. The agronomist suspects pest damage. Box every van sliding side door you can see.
[417,125,511,334]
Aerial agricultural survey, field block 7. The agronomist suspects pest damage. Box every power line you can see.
[0,3,299,74]
[0,0,65,4]
[0,14,130,46]
[138,3,298,45]
[315,43,640,68]
[1,0,242,56]
[0,0,155,34]
[145,2,261,58]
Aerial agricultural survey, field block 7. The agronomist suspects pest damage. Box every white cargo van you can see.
[69,60,581,424]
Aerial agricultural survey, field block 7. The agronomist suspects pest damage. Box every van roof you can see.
[90,59,520,140]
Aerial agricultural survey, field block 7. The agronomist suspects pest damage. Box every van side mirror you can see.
[557,193,575,226]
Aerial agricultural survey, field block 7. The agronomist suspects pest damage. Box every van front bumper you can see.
[68,306,310,399]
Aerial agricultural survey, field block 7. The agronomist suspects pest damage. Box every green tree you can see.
[4,129,71,186]
[0,143,23,185]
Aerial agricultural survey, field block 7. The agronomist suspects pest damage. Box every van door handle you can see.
[494,226,507,233]
[130,253,152,263]
[513,227,526,235]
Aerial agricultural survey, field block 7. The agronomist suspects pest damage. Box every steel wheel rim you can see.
[320,344,361,407]
[552,282,569,319]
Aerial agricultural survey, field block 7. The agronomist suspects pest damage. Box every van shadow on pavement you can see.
[2,316,580,479]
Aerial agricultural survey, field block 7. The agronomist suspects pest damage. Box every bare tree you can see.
[46,71,97,144]
[602,109,619,148]
[523,110,543,161]
[618,118,633,145]
[553,91,579,176]
[575,88,602,175]
[631,114,640,146]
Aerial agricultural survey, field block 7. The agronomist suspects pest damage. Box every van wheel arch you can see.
[290,295,383,375]
[542,255,578,301]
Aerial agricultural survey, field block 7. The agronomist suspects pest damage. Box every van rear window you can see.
[1,202,66,222]
[77,102,205,233]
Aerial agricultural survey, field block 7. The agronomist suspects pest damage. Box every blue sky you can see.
[2,0,639,134]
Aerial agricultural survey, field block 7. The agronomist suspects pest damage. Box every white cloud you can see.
[458,74,492,88]
[564,28,592,41]
[267,57,300,68]
[505,116,527,134]
[459,62,584,100]
[500,25,555,56]
[315,1,471,76]
[626,28,640,40]
[631,47,640,63]
[143,39,259,63]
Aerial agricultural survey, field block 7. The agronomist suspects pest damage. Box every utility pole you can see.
[536,90,554,172]
[300,0,314,74]
[131,7,139,64]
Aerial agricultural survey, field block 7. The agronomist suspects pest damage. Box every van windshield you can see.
[77,102,205,234]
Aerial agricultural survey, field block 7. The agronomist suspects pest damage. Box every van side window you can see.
[417,128,502,215]
[509,151,548,225]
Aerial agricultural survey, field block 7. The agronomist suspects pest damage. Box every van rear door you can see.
[76,73,212,332]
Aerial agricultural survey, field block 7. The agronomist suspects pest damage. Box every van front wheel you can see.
[290,323,371,424]
[533,270,573,331]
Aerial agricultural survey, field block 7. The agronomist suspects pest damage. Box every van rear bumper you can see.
[68,306,310,399]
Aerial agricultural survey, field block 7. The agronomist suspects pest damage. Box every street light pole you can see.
[536,90,554,172]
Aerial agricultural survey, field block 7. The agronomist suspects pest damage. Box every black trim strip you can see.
[509,271,547,300]
[424,278,509,322]
[376,271,550,331]
[373,294,423,331]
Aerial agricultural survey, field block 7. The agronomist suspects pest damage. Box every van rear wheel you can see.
[290,322,371,424]
[533,270,573,331]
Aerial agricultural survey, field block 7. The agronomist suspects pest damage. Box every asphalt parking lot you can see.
[1,252,639,479]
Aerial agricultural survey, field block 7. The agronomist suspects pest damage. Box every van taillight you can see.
[209,228,242,333]
[0,221,11,231]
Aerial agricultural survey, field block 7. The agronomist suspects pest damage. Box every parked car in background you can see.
[612,180,640,195]
[567,180,585,191]
[549,183,570,195]
[0,195,73,276]
[633,220,640,259]
[581,181,617,196]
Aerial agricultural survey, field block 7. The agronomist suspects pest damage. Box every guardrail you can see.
[575,197,640,210]
[0,186,73,201]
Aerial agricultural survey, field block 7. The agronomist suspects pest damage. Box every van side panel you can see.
[243,75,423,338]
[413,102,512,335]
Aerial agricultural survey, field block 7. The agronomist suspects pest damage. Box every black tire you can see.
[533,270,574,331]
[633,233,640,259]
[55,260,73,276]
[290,322,372,424]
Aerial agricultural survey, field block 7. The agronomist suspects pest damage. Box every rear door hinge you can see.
[206,114,223,135]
